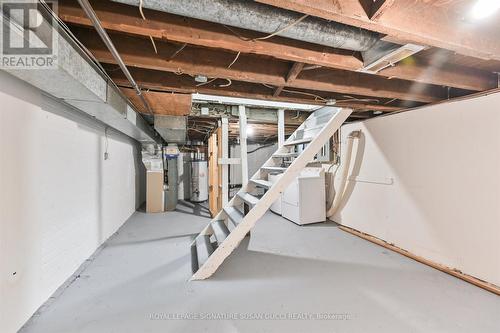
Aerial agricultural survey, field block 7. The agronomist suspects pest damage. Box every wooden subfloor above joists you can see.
[58,0,499,91]
[70,26,454,104]
[108,65,415,116]
[255,0,500,61]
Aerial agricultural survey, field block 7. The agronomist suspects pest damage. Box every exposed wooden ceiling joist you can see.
[274,62,304,97]
[73,27,451,103]
[105,65,404,113]
[122,90,192,115]
[255,0,500,61]
[228,122,298,141]
[285,62,305,83]
[58,0,498,92]
[367,0,395,20]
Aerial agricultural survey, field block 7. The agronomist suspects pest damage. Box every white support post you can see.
[277,108,285,148]
[239,105,248,187]
[221,117,229,206]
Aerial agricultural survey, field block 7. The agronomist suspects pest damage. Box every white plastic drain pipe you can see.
[327,130,361,218]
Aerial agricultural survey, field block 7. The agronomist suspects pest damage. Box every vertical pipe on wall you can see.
[239,105,249,186]
[326,130,361,217]
[221,117,229,205]
[277,108,285,148]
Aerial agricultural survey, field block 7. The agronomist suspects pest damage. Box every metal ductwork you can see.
[154,115,187,144]
[2,3,160,144]
[113,0,385,52]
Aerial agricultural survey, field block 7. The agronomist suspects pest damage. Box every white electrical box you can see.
[281,167,326,225]
[201,107,210,115]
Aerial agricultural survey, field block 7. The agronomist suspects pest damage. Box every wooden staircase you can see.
[190,106,352,280]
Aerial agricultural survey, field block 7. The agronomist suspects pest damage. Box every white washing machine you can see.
[281,167,326,225]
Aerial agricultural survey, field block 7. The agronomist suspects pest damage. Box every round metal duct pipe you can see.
[113,0,381,52]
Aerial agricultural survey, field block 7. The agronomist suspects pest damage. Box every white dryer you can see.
[281,167,326,225]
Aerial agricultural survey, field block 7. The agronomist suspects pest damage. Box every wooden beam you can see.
[359,0,395,21]
[111,67,323,104]
[275,62,305,97]
[58,0,498,91]
[255,0,500,61]
[334,102,398,112]
[122,90,191,115]
[370,0,395,20]
[273,86,283,97]
[110,66,405,112]
[227,122,299,141]
[378,60,498,91]
[216,126,223,211]
[74,29,447,103]
[59,1,361,74]
[285,62,305,83]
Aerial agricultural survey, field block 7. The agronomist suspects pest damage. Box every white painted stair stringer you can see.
[191,107,352,280]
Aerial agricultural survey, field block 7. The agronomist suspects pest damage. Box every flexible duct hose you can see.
[326,130,361,217]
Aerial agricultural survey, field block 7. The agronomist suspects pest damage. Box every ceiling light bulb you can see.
[471,0,500,19]
[246,126,254,136]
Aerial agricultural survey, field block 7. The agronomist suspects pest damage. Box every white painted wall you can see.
[0,71,145,333]
[230,143,277,185]
[333,92,500,287]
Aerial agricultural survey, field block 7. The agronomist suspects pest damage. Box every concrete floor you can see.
[21,201,500,333]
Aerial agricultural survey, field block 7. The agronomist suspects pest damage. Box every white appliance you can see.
[281,167,326,225]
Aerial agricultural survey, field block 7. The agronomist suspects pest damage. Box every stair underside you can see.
[190,107,352,280]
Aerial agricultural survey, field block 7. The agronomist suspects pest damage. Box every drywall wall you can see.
[0,70,146,333]
[230,143,277,185]
[332,92,500,287]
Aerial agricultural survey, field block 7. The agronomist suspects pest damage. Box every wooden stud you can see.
[208,132,220,217]
[216,126,223,212]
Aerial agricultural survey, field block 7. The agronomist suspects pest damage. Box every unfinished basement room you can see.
[1,0,500,332]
